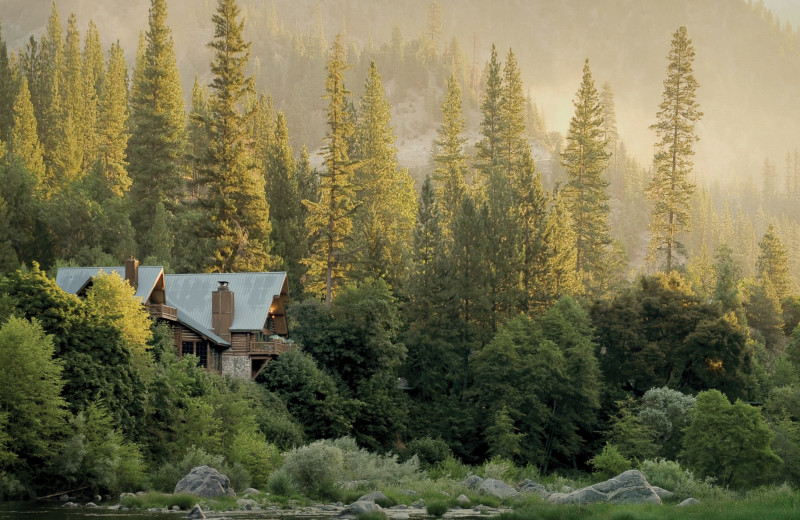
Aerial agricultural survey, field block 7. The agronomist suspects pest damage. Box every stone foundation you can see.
[221,355,251,379]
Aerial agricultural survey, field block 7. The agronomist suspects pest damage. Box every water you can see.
[0,502,181,520]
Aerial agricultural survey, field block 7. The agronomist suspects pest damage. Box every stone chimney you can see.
[212,281,234,342]
[125,257,139,290]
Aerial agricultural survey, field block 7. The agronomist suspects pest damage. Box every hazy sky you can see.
[762,0,800,27]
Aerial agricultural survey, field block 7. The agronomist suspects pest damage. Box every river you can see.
[0,502,182,520]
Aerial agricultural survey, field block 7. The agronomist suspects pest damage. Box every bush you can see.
[268,469,296,497]
[480,456,518,482]
[428,456,471,480]
[426,501,449,517]
[588,444,632,481]
[227,430,282,489]
[121,493,197,510]
[149,446,250,493]
[281,440,344,500]
[406,437,453,469]
[325,437,421,485]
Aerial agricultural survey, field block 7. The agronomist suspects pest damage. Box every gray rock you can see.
[456,494,470,505]
[108,504,121,510]
[358,491,389,503]
[518,479,548,496]
[390,505,409,510]
[547,470,661,506]
[59,494,69,502]
[340,480,370,490]
[63,502,78,508]
[389,513,409,520]
[187,504,206,519]
[478,478,519,499]
[339,500,384,517]
[462,474,484,490]
[678,497,700,507]
[236,498,259,510]
[172,505,181,511]
[652,486,674,500]
[93,495,102,502]
[243,487,260,496]
[84,502,98,508]
[119,493,135,501]
[174,465,235,499]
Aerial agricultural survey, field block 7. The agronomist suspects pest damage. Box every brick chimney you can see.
[125,257,139,290]
[212,281,234,342]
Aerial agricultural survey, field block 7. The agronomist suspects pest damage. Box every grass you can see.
[356,513,388,520]
[499,493,800,520]
[426,501,450,517]
[120,492,197,510]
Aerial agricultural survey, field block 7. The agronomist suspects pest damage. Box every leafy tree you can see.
[681,389,781,489]
[304,35,357,304]
[350,61,416,289]
[485,406,524,460]
[84,272,152,355]
[647,26,702,272]
[128,0,185,261]
[258,347,351,440]
[562,59,611,286]
[0,317,68,487]
[639,386,695,459]
[197,0,273,272]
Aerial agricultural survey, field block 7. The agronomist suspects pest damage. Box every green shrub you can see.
[319,437,420,485]
[149,446,250,493]
[281,440,344,500]
[589,444,632,481]
[121,493,197,510]
[426,501,449,517]
[267,468,296,497]
[480,456,518,481]
[227,430,282,489]
[406,437,453,469]
[428,456,471,480]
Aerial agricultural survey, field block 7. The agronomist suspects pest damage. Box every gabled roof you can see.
[55,266,164,303]
[164,272,287,333]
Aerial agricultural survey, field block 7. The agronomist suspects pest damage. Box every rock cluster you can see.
[174,465,236,499]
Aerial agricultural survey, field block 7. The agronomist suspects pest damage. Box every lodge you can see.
[56,258,291,379]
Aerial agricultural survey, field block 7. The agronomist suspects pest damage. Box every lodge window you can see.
[181,341,209,368]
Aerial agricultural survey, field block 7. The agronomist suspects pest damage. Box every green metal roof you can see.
[164,272,287,333]
[55,266,164,303]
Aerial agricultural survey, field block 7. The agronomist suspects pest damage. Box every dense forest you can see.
[2,0,800,500]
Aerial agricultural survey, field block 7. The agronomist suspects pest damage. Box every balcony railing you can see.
[252,339,293,356]
[148,303,178,321]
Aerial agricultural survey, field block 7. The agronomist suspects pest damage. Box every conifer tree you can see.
[303,35,357,304]
[561,59,611,284]
[95,41,130,197]
[185,75,210,197]
[351,61,416,288]
[537,191,581,310]
[432,74,468,238]
[81,20,104,169]
[514,148,549,313]
[52,13,84,185]
[647,26,702,272]
[266,111,305,290]
[198,0,272,272]
[474,44,502,186]
[128,0,185,261]
[599,82,620,197]
[9,77,46,187]
[0,19,15,141]
[757,223,793,301]
[408,175,444,326]
[498,49,527,174]
[33,4,64,178]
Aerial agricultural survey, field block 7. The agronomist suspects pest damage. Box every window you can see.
[181,341,208,368]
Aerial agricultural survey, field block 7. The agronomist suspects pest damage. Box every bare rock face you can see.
[547,470,662,506]
[678,497,701,507]
[358,491,389,503]
[339,500,384,517]
[174,466,235,499]
[517,479,549,497]
[461,475,484,490]
[187,504,206,519]
[478,478,519,499]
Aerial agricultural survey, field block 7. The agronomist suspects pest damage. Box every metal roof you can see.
[164,272,287,333]
[55,266,164,303]
[174,308,230,346]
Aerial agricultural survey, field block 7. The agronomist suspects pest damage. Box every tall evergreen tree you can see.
[351,61,416,288]
[474,44,502,187]
[34,3,64,180]
[498,48,527,174]
[185,75,211,198]
[9,77,46,187]
[432,74,468,238]
[408,175,444,326]
[0,18,15,141]
[59,13,86,179]
[647,26,702,272]
[128,0,185,261]
[561,59,611,285]
[303,35,357,305]
[95,41,130,197]
[757,223,793,301]
[599,82,620,197]
[198,0,272,272]
[81,20,104,170]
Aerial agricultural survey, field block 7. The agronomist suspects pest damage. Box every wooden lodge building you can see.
[56,258,291,379]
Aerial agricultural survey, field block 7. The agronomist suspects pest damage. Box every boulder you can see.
[84,502,98,508]
[187,504,206,519]
[517,479,548,497]
[389,514,409,520]
[678,497,701,507]
[456,494,470,505]
[93,495,102,502]
[339,500,384,517]
[652,486,674,501]
[546,470,661,506]
[236,498,259,510]
[174,465,235,499]
[243,487,260,496]
[478,478,519,499]
[63,502,79,508]
[358,491,389,503]
[59,494,70,502]
[462,474,484,490]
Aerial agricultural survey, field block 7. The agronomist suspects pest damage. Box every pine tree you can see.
[95,41,131,197]
[537,191,581,310]
[128,0,185,260]
[432,74,468,238]
[599,82,620,197]
[185,75,211,197]
[198,0,272,272]
[561,59,611,285]
[303,35,357,305]
[408,175,444,326]
[515,148,549,313]
[498,48,527,174]
[9,76,46,188]
[34,4,64,179]
[266,111,304,290]
[81,20,104,169]
[757,223,793,301]
[351,60,416,288]
[0,19,15,141]
[647,26,702,272]
[474,44,502,186]
[54,13,84,184]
